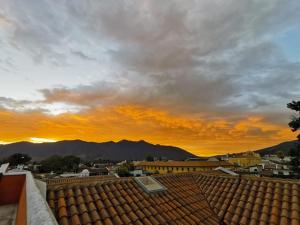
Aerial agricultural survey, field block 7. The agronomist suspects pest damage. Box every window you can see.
[135,177,167,193]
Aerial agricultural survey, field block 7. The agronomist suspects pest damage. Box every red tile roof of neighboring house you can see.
[195,174,300,225]
[47,174,220,225]
[47,173,300,225]
[47,175,117,187]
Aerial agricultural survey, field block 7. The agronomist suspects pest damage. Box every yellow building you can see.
[136,161,233,174]
[228,151,261,167]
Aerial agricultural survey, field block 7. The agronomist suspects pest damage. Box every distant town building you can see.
[185,157,205,161]
[130,169,145,177]
[273,169,291,176]
[207,157,219,162]
[249,166,260,173]
[80,169,90,177]
[136,161,233,174]
[228,151,262,167]
[263,154,282,162]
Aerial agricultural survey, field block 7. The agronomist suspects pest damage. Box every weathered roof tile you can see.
[47,173,300,225]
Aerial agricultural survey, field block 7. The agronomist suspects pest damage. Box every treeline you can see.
[39,155,80,173]
[0,153,81,174]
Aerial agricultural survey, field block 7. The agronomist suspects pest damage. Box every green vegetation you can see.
[39,155,80,174]
[146,155,154,161]
[1,153,31,166]
[117,162,134,177]
[276,151,285,159]
[287,100,300,175]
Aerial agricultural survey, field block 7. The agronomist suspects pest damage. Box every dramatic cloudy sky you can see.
[0,0,300,155]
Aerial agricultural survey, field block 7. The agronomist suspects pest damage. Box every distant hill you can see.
[211,140,299,159]
[254,140,298,156]
[0,140,196,161]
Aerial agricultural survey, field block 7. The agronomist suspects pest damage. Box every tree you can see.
[287,100,300,175]
[117,162,134,177]
[39,155,80,173]
[276,151,285,159]
[40,155,64,173]
[7,153,31,166]
[146,155,154,162]
[117,167,130,177]
[62,155,81,172]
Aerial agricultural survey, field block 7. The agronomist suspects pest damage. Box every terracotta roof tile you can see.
[48,190,55,200]
[103,218,114,225]
[78,203,88,214]
[71,214,81,225]
[99,208,110,219]
[59,217,69,225]
[94,221,104,225]
[195,173,300,225]
[148,216,160,225]
[121,214,131,224]
[81,212,91,225]
[47,173,300,225]
[90,210,100,222]
[58,206,68,219]
[112,215,123,225]
[48,199,55,208]
[58,197,67,208]
[67,196,76,206]
[69,205,79,216]
[76,196,85,205]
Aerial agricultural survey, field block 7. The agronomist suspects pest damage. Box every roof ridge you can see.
[218,175,242,225]
[195,172,300,184]
[192,174,225,225]
[193,173,243,225]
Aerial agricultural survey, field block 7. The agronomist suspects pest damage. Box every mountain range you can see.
[0,139,298,161]
[0,140,196,161]
[254,140,298,156]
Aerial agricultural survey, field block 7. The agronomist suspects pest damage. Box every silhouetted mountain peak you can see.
[0,139,196,161]
[255,140,298,156]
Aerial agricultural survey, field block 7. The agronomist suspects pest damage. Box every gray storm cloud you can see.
[0,0,299,125]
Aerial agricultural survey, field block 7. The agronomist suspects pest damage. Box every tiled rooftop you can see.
[195,174,300,225]
[47,175,117,187]
[47,173,300,225]
[47,174,219,225]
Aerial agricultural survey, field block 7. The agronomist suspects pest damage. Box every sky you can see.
[0,0,300,156]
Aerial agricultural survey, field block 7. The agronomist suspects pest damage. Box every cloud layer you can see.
[0,0,299,155]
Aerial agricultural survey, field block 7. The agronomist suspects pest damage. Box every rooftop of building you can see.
[47,172,300,225]
[136,160,233,167]
[0,163,58,225]
[46,175,117,188]
[0,204,18,225]
[229,151,261,159]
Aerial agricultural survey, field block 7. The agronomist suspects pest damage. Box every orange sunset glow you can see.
[0,1,299,156]
[0,105,295,156]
